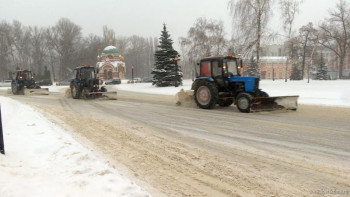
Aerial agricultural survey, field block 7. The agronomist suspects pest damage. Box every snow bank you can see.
[260,80,350,107]
[114,80,193,95]
[114,79,350,107]
[0,86,68,93]
[0,97,150,197]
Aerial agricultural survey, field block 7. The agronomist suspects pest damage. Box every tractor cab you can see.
[14,70,34,80]
[198,55,242,78]
[196,55,243,91]
[73,66,97,81]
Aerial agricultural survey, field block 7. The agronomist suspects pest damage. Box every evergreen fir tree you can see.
[290,63,302,80]
[247,56,258,76]
[43,66,51,80]
[152,24,182,87]
[316,54,328,80]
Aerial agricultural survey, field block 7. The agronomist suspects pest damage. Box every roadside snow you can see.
[114,79,350,107]
[0,86,68,93]
[0,97,150,197]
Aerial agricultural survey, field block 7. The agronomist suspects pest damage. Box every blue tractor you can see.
[70,65,116,99]
[192,55,298,112]
[11,70,49,95]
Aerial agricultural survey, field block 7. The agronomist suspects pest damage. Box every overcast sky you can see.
[0,0,334,50]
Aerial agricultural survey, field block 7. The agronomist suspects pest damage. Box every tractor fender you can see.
[191,77,215,90]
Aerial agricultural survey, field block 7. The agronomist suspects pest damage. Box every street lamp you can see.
[131,66,134,83]
[174,56,180,87]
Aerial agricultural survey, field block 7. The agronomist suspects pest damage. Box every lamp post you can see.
[131,66,134,83]
[174,56,180,87]
[0,105,5,155]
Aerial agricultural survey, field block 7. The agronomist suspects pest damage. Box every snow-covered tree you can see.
[316,54,328,80]
[152,24,182,87]
[247,56,258,76]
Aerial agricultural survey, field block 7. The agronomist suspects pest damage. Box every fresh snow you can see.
[114,79,350,107]
[0,97,150,197]
[103,45,117,51]
[0,79,349,196]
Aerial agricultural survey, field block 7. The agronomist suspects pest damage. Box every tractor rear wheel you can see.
[11,83,19,95]
[218,98,234,107]
[236,92,253,113]
[71,83,81,99]
[194,81,218,109]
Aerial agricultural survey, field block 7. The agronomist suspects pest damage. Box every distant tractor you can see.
[11,70,49,95]
[192,55,298,112]
[70,66,116,99]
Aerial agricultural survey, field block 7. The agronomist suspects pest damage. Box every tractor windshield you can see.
[18,71,33,80]
[81,68,96,79]
[225,60,238,76]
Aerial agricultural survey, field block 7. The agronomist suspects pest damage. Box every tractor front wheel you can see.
[194,81,218,109]
[236,92,253,113]
[71,84,81,99]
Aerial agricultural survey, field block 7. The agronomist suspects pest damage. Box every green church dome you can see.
[102,45,119,54]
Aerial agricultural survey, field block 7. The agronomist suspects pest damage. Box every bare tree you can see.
[179,17,227,77]
[12,20,33,70]
[299,22,317,79]
[317,0,350,79]
[115,36,129,56]
[124,35,153,78]
[30,26,47,75]
[102,26,116,46]
[280,0,303,81]
[229,0,273,71]
[47,18,82,80]
[0,21,14,80]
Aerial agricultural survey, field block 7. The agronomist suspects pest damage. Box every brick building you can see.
[242,56,292,80]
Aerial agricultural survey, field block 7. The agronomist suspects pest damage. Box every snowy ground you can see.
[0,79,349,196]
[113,79,350,107]
[1,79,350,107]
[0,97,150,197]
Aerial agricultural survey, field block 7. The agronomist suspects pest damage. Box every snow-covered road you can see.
[0,79,350,196]
[0,96,150,197]
[1,88,349,196]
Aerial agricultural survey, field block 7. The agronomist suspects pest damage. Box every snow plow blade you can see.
[251,96,299,112]
[86,91,117,100]
[24,88,49,95]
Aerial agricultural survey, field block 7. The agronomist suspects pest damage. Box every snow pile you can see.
[0,97,150,197]
[114,79,350,107]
